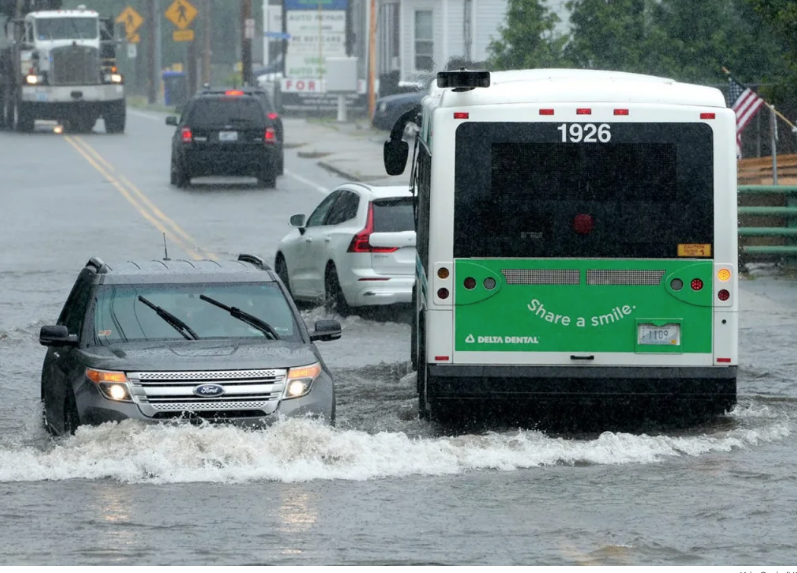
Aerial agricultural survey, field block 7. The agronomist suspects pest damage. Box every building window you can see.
[414,10,433,71]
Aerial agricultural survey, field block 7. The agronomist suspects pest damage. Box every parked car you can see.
[371,90,426,131]
[39,254,341,436]
[274,184,416,314]
[166,89,282,188]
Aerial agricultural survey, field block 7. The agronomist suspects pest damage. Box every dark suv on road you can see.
[166,90,283,188]
[198,86,285,174]
[39,254,342,436]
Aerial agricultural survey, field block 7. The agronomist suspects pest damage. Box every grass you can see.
[126,95,178,114]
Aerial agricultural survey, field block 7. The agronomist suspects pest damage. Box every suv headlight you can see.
[282,363,321,399]
[86,368,132,402]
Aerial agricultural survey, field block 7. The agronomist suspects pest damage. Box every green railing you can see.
[738,186,797,258]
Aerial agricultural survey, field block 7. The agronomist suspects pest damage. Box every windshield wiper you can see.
[199,294,280,340]
[137,295,200,340]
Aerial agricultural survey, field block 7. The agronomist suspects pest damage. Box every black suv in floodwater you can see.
[166,89,283,188]
[39,254,341,436]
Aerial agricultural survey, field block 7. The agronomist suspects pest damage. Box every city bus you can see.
[383,68,738,421]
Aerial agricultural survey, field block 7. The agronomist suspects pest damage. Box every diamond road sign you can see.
[116,6,144,40]
[165,0,197,30]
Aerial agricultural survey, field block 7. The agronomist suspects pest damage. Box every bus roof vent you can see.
[437,69,491,91]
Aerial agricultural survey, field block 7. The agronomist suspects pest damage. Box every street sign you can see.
[244,17,255,40]
[165,0,197,30]
[116,6,144,40]
[173,29,195,42]
[127,43,137,59]
[128,33,141,44]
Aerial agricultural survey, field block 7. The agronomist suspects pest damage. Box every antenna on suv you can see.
[162,233,171,261]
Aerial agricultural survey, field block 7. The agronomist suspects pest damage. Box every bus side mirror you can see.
[384,138,409,176]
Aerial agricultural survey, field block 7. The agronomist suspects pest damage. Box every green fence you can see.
[738,185,797,259]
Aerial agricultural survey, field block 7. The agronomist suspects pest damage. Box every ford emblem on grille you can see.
[193,384,226,397]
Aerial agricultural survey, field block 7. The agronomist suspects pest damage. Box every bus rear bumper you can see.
[426,364,737,401]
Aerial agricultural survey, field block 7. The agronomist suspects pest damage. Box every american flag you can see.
[727,75,765,158]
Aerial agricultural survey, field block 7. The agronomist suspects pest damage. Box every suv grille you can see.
[127,369,286,417]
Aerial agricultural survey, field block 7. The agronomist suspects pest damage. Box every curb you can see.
[317,160,363,182]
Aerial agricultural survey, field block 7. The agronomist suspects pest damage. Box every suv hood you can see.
[81,340,321,373]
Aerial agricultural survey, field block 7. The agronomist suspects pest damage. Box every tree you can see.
[747,0,797,98]
[564,0,652,73]
[488,0,569,70]
[650,0,788,85]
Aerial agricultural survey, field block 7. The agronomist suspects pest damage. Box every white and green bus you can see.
[384,68,738,420]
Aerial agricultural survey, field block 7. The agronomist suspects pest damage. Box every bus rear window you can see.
[454,122,714,259]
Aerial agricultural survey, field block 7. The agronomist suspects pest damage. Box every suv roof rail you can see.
[86,257,107,273]
[238,254,271,271]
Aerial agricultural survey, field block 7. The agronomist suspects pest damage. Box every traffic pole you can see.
[202,0,212,85]
[368,0,377,120]
[242,0,253,86]
[147,0,156,104]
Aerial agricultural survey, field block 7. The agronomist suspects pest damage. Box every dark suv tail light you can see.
[347,203,399,253]
[181,127,193,143]
[265,127,276,142]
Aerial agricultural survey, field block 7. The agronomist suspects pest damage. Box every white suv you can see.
[275,184,416,314]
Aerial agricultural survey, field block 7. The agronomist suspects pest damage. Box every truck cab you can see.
[0,4,125,133]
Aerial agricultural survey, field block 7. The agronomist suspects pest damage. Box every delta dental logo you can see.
[465,334,539,344]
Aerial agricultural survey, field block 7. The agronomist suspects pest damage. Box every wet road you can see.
[1,113,796,565]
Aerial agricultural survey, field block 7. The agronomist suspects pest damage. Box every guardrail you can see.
[738,185,797,260]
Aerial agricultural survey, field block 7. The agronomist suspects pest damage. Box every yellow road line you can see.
[70,136,216,260]
[65,135,218,260]
[64,135,203,261]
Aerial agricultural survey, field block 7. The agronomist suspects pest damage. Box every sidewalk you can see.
[283,117,410,184]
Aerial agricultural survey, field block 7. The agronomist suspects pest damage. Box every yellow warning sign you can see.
[165,0,198,30]
[128,33,141,44]
[677,244,712,257]
[116,6,144,40]
[173,29,195,42]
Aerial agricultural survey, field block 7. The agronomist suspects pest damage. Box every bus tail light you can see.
[181,127,193,143]
[718,289,730,301]
[463,277,476,290]
[453,112,469,119]
[717,358,731,363]
[576,108,592,115]
[614,109,629,115]
[437,288,449,299]
[690,278,704,291]
[574,214,594,234]
[700,112,716,120]
[347,203,399,253]
[539,109,554,115]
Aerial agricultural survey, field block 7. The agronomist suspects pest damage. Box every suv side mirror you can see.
[310,319,342,342]
[165,116,178,126]
[39,325,78,347]
[290,214,307,235]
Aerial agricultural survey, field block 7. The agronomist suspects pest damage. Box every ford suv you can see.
[39,254,341,436]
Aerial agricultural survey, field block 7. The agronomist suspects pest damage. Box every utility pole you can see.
[147,0,157,104]
[202,0,212,85]
[241,0,253,86]
[367,0,376,119]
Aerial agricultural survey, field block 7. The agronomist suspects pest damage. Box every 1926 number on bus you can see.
[557,123,611,143]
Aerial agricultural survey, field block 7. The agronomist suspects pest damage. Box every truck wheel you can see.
[105,101,126,134]
[14,101,33,133]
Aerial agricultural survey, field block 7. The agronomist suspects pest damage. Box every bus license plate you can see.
[219,131,238,142]
[638,324,681,346]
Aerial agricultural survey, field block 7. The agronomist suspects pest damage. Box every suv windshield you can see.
[91,282,301,343]
[36,17,98,40]
[187,98,264,128]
